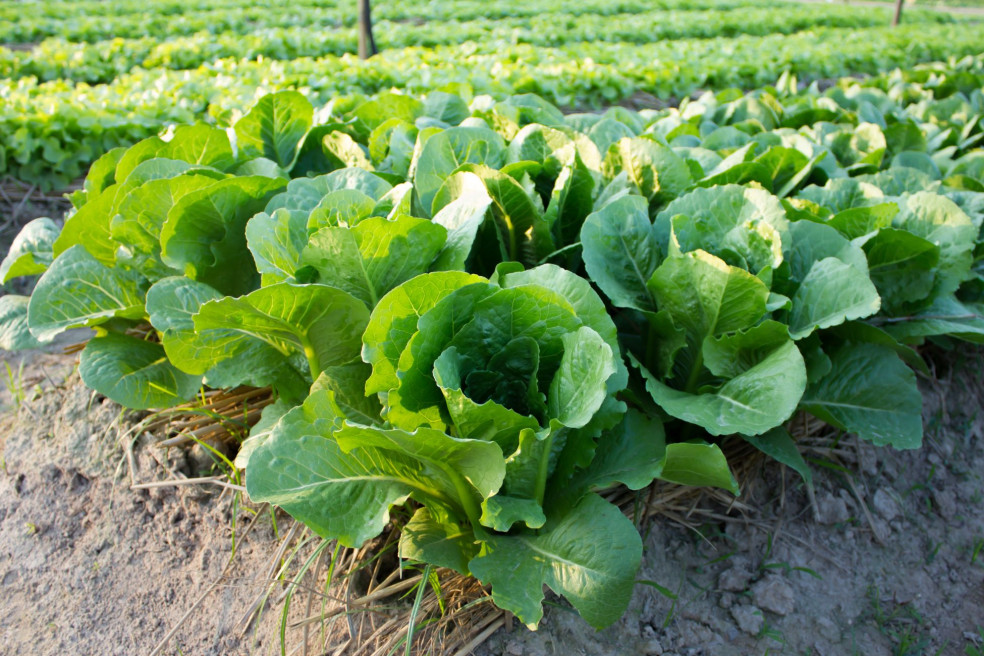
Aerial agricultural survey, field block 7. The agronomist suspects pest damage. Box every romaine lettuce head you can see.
[367,266,622,436]
[248,264,646,630]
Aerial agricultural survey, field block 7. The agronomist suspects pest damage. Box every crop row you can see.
[0,0,340,21]
[0,5,956,86]
[1,56,981,633]
[3,23,983,190]
[0,0,775,43]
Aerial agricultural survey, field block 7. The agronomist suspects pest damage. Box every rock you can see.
[505,641,524,656]
[816,616,840,642]
[185,439,233,479]
[642,638,663,655]
[857,446,878,475]
[187,443,216,476]
[817,493,850,525]
[2,569,19,586]
[872,518,891,540]
[751,576,795,616]
[718,564,752,592]
[730,605,763,636]
[932,488,957,520]
[676,620,715,646]
[957,481,980,502]
[872,489,900,522]
[641,625,663,655]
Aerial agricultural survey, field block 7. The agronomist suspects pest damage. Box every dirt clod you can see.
[872,488,900,521]
[751,576,795,616]
[730,604,764,635]
[931,487,958,519]
[817,492,851,524]
[717,562,752,592]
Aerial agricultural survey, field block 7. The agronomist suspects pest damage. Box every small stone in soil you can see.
[718,564,752,592]
[931,488,957,520]
[642,637,663,655]
[816,616,840,642]
[187,443,218,476]
[730,604,763,635]
[872,488,901,522]
[817,493,850,525]
[752,576,796,616]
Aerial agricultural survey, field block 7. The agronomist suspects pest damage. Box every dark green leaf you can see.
[800,343,922,449]
[469,494,642,630]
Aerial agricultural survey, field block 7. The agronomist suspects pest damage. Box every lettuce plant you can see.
[246,265,651,628]
[1,73,982,632]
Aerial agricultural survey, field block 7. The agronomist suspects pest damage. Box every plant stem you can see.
[533,430,556,507]
[302,340,321,378]
[684,351,704,394]
[447,468,483,529]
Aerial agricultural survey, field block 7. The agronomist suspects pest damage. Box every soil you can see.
[0,346,300,656]
[0,340,982,655]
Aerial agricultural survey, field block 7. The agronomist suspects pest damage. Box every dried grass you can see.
[143,385,275,447]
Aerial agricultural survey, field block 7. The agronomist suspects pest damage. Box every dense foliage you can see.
[4,54,983,627]
[0,6,955,85]
[0,0,981,189]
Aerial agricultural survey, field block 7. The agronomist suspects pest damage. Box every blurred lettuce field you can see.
[0,0,983,189]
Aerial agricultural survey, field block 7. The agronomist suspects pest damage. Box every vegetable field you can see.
[1,0,983,654]
[2,0,983,189]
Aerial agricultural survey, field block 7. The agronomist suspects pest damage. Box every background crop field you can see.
[0,0,982,189]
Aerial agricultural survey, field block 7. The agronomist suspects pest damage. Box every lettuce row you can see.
[5,27,984,190]
[1,70,982,629]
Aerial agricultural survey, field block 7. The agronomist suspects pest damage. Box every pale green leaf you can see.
[362,271,487,397]
[78,332,200,410]
[234,91,313,168]
[28,245,146,342]
[160,176,286,296]
[0,295,49,351]
[0,217,59,282]
[193,282,370,378]
[658,442,739,494]
[581,195,660,313]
